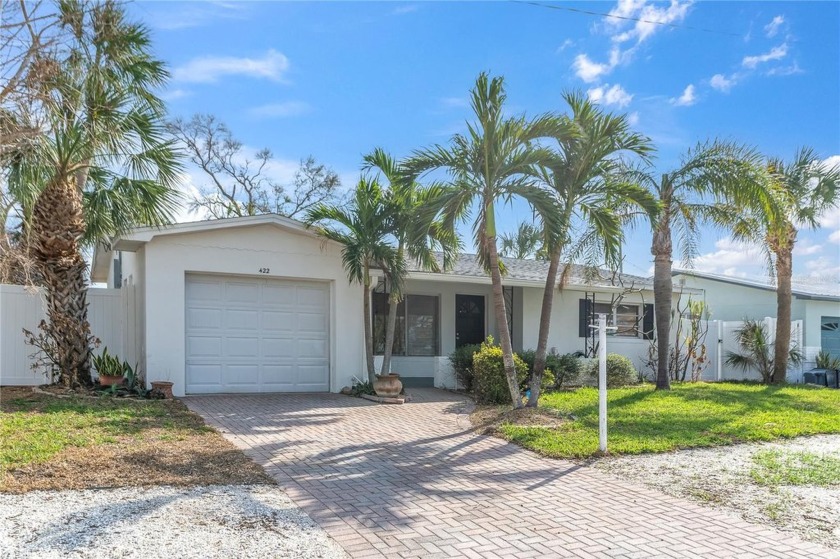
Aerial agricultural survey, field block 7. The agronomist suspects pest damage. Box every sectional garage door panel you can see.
[185,274,329,394]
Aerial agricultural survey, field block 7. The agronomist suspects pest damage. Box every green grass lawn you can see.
[499,383,840,458]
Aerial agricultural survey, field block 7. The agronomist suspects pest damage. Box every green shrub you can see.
[517,349,556,391]
[585,353,639,387]
[547,351,583,387]
[472,337,528,404]
[448,343,481,391]
[351,380,376,396]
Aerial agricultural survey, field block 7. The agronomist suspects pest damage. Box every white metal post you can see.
[598,313,608,454]
[716,320,723,381]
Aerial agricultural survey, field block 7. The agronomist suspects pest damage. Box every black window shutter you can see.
[579,299,592,338]
[643,304,654,339]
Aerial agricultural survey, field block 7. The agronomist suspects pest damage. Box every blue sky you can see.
[130,0,840,282]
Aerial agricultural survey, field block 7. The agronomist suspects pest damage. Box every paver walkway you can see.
[185,389,838,559]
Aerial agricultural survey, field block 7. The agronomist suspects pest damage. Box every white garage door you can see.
[185,274,330,394]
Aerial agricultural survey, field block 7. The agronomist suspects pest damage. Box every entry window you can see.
[592,302,641,337]
[373,293,439,356]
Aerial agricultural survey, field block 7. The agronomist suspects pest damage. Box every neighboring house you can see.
[673,270,840,362]
[87,214,669,397]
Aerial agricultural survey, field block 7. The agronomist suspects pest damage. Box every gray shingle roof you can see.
[408,253,654,290]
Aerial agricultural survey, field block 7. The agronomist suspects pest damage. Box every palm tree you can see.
[306,177,401,384]
[725,319,803,383]
[734,149,840,383]
[362,148,458,377]
[630,141,770,390]
[406,72,571,408]
[500,222,544,260]
[7,1,182,388]
[527,92,655,406]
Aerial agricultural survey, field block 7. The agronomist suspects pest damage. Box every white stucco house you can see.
[88,214,666,397]
[673,270,840,363]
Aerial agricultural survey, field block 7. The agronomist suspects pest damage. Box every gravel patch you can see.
[0,485,347,559]
[592,435,840,549]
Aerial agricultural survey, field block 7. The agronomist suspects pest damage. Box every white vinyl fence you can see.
[0,284,137,385]
[681,317,806,383]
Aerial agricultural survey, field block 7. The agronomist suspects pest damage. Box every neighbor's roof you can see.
[673,269,840,302]
[408,253,657,291]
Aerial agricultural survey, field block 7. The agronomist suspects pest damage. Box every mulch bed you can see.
[470,405,571,434]
[0,386,274,494]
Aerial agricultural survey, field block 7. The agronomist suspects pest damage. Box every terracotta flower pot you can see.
[151,381,174,399]
[373,374,403,398]
[98,374,124,387]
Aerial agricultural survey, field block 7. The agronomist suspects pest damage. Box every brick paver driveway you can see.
[186,390,837,558]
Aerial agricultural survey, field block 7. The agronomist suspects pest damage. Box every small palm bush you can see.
[473,337,528,404]
[585,353,639,387]
[726,319,803,384]
[815,350,840,370]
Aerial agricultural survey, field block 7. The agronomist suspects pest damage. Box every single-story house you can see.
[673,270,840,362]
[89,214,670,397]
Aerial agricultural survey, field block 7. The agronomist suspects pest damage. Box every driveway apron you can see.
[185,389,838,558]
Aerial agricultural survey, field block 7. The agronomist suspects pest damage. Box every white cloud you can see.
[627,111,640,126]
[248,101,310,118]
[606,0,693,45]
[557,39,575,52]
[766,62,803,77]
[159,88,192,101]
[742,43,788,69]
[672,84,696,106]
[587,83,633,108]
[690,237,766,276]
[764,15,785,38]
[821,155,840,176]
[173,49,290,83]
[709,73,735,92]
[793,238,823,256]
[804,256,840,280]
[391,4,418,15]
[828,230,840,245]
[573,53,613,83]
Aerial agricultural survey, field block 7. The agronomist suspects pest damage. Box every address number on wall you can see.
[258,268,270,274]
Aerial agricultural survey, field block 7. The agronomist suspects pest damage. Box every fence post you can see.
[716,320,723,381]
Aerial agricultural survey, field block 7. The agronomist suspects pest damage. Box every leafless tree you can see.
[167,114,343,220]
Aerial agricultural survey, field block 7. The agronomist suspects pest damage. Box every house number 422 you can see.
[258,268,270,274]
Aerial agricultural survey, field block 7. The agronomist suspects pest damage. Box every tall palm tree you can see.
[362,148,458,377]
[306,177,401,384]
[7,1,182,388]
[406,72,571,408]
[527,92,655,406]
[630,141,770,390]
[734,149,840,383]
[500,222,544,260]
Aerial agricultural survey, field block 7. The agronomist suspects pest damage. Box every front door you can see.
[456,294,485,347]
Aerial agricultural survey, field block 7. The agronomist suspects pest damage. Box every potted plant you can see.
[373,373,403,397]
[91,347,126,387]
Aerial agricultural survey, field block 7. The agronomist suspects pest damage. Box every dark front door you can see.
[456,294,485,347]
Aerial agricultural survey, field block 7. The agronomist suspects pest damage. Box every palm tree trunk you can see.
[380,289,399,376]
[652,221,673,391]
[487,235,522,408]
[772,243,794,384]
[362,269,376,384]
[527,248,561,407]
[31,175,93,388]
